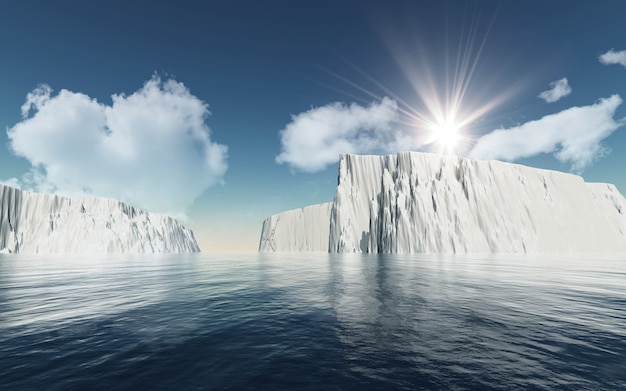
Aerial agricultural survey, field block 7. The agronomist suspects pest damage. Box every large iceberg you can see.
[259,152,626,253]
[0,184,200,253]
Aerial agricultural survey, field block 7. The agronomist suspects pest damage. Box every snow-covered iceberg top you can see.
[0,184,200,254]
[260,152,626,253]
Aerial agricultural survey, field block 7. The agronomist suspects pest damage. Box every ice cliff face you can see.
[0,184,200,254]
[260,152,626,253]
[258,203,331,252]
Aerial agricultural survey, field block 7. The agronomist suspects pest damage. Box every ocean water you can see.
[0,253,625,390]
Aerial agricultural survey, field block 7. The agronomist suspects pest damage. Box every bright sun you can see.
[430,119,461,150]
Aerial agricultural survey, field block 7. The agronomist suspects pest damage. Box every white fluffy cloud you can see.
[538,78,572,103]
[7,76,228,216]
[468,95,624,173]
[599,49,626,68]
[276,97,415,172]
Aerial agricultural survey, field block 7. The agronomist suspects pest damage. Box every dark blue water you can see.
[1,253,625,390]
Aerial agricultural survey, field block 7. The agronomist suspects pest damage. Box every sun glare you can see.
[318,4,516,158]
[430,119,461,149]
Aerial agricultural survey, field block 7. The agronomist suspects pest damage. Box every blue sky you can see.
[1,0,626,251]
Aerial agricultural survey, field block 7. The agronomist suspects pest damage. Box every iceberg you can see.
[0,184,200,254]
[260,152,626,253]
[259,203,332,252]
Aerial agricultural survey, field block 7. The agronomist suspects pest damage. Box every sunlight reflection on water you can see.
[1,253,625,390]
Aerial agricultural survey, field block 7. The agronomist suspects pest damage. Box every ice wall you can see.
[258,203,331,252]
[0,184,200,254]
[260,152,626,253]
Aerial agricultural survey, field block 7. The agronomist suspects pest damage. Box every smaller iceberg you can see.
[0,183,200,254]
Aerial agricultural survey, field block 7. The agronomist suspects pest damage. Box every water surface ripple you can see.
[1,253,625,390]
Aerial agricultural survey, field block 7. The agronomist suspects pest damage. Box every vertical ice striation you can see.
[259,203,331,252]
[0,184,200,254]
[260,152,626,253]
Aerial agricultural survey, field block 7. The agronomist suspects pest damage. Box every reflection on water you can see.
[1,253,625,390]
[322,254,626,389]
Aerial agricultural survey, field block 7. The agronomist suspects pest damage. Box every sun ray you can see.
[314,3,518,157]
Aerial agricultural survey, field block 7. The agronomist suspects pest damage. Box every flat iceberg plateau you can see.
[0,184,200,254]
[260,152,626,253]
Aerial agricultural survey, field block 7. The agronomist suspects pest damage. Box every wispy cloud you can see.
[599,49,626,68]
[538,78,572,103]
[276,97,416,172]
[7,76,228,217]
[468,95,624,173]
